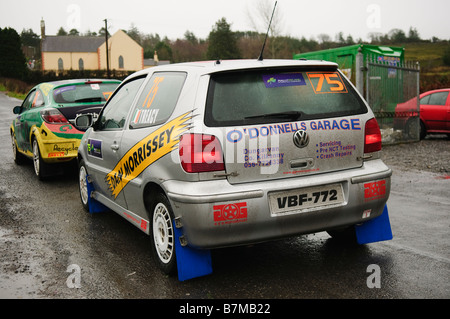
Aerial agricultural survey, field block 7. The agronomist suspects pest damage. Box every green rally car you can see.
[11,79,120,179]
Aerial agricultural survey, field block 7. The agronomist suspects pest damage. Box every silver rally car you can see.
[76,59,391,274]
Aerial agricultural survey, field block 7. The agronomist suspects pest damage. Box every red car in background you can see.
[394,88,450,139]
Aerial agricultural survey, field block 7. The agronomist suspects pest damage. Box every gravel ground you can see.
[381,135,450,175]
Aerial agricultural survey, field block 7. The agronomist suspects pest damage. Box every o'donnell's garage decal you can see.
[106,112,192,198]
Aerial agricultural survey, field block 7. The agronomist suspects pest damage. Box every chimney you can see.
[154,51,159,65]
[40,18,45,40]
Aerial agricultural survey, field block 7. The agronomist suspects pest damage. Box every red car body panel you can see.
[394,88,450,138]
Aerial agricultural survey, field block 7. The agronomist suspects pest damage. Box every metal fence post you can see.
[366,56,370,105]
[416,62,421,113]
[356,47,364,96]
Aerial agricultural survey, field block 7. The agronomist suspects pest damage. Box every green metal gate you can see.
[294,44,420,145]
[366,56,420,144]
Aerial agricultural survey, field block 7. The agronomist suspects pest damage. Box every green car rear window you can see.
[205,67,367,127]
[53,83,119,104]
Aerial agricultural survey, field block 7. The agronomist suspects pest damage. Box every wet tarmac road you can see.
[0,92,449,301]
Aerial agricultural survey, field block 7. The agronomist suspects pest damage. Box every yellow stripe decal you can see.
[106,112,192,198]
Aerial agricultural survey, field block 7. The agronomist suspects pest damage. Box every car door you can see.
[445,92,450,131]
[421,91,449,131]
[119,72,188,214]
[86,76,146,209]
[14,88,45,153]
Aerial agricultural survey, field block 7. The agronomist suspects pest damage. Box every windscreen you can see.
[205,68,367,127]
[53,82,119,104]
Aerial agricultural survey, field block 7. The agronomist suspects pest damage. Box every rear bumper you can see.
[40,139,80,162]
[164,159,392,249]
[37,123,82,163]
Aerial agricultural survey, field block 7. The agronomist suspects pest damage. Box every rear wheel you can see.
[150,193,176,275]
[32,139,48,180]
[11,132,26,165]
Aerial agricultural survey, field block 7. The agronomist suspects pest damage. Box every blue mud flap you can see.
[174,222,212,281]
[86,176,109,214]
[355,205,393,244]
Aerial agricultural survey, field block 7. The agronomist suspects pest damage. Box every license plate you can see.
[269,183,345,216]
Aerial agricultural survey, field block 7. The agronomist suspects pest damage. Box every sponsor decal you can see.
[364,180,386,202]
[48,152,65,158]
[140,219,148,231]
[53,143,78,155]
[362,209,372,219]
[87,139,103,159]
[40,83,54,96]
[213,202,248,226]
[105,112,192,198]
[262,73,306,88]
[54,85,76,96]
[122,212,148,232]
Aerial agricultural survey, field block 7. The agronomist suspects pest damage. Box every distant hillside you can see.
[401,42,450,91]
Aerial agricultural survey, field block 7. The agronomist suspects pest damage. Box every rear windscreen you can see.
[205,68,367,127]
[53,83,119,104]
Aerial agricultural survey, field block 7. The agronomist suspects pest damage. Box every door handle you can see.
[111,143,120,151]
[290,158,314,169]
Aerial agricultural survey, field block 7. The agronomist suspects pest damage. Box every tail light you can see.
[364,118,382,153]
[179,134,225,173]
[40,109,69,124]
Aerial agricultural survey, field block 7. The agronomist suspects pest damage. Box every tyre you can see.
[11,133,26,165]
[32,139,48,180]
[419,121,426,140]
[150,192,177,275]
[405,118,420,140]
[78,160,90,212]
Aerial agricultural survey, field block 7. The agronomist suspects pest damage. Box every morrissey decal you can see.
[105,112,192,198]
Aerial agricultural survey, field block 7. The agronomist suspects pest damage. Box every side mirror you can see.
[74,114,94,131]
[13,106,22,114]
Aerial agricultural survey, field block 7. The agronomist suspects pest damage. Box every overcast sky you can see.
[1,0,449,42]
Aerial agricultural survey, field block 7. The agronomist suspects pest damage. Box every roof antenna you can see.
[257,1,277,61]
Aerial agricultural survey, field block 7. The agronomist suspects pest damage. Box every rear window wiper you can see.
[245,110,303,121]
[74,97,103,103]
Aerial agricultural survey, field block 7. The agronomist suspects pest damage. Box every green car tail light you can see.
[40,109,69,124]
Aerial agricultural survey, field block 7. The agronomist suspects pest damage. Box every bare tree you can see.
[246,0,285,58]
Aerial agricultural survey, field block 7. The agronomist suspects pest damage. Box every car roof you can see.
[36,78,121,89]
[128,59,339,80]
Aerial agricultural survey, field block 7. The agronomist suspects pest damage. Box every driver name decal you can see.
[106,112,192,198]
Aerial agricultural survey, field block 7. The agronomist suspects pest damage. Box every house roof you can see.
[42,36,105,52]
[144,59,171,67]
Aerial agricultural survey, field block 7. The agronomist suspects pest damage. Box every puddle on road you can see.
[0,226,45,299]
[0,272,42,299]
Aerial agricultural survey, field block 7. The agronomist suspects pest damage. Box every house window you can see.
[119,56,124,69]
[58,58,64,71]
[79,58,84,70]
